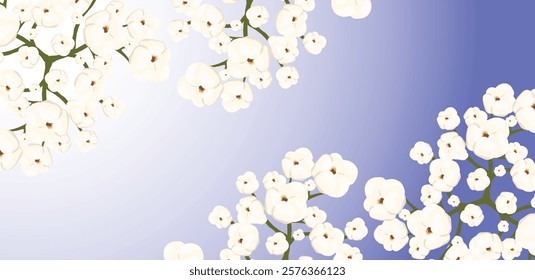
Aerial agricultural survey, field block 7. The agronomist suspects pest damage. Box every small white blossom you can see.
[398,209,410,221]
[208,205,233,229]
[276,5,308,38]
[466,118,510,160]
[483,83,515,117]
[167,20,190,42]
[293,229,305,241]
[227,223,259,256]
[303,31,327,55]
[437,107,461,130]
[164,241,204,260]
[18,46,40,68]
[501,238,522,260]
[373,219,409,252]
[460,204,484,227]
[505,142,528,164]
[265,232,289,255]
[236,171,259,194]
[510,159,535,192]
[494,165,506,177]
[312,153,358,198]
[76,130,98,153]
[409,141,434,164]
[304,206,327,228]
[364,177,406,221]
[513,89,535,133]
[506,115,517,127]
[464,107,488,126]
[420,184,442,206]
[309,223,344,256]
[333,244,363,260]
[447,195,460,207]
[345,218,368,241]
[428,159,461,192]
[276,66,300,89]
[468,232,502,260]
[246,6,269,28]
[467,168,491,191]
[497,221,509,233]
[437,132,468,160]
[331,0,372,19]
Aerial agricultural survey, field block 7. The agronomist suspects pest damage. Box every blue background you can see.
[1,0,534,259]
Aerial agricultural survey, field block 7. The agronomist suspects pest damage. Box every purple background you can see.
[1,0,534,259]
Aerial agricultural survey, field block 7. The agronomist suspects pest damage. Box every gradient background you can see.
[1,0,535,259]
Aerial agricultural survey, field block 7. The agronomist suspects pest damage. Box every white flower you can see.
[69,0,91,14]
[230,20,242,31]
[0,70,24,101]
[468,232,502,260]
[163,241,204,260]
[74,68,105,101]
[50,134,71,153]
[447,195,460,207]
[407,204,452,250]
[312,153,358,198]
[373,219,409,252]
[220,248,240,260]
[333,244,363,260]
[172,0,200,17]
[227,223,260,256]
[304,206,327,228]
[246,6,269,28]
[13,1,33,22]
[497,221,509,233]
[483,83,515,117]
[331,0,372,19]
[106,1,126,17]
[177,63,222,107]
[76,130,98,153]
[208,32,231,54]
[345,218,368,241]
[510,159,535,192]
[9,96,29,118]
[506,115,517,127]
[236,171,259,194]
[265,182,308,224]
[420,184,442,206]
[513,89,535,133]
[444,243,472,260]
[1,6,19,45]
[276,5,307,38]
[126,9,160,40]
[27,28,37,39]
[191,4,225,38]
[409,141,434,164]
[72,13,83,24]
[293,229,305,241]
[219,70,230,81]
[460,204,484,227]
[221,81,254,112]
[18,46,40,68]
[227,37,269,78]
[467,168,490,191]
[501,238,522,260]
[250,71,273,89]
[268,36,299,64]
[437,107,461,130]
[463,107,488,126]
[208,205,233,229]
[236,196,267,224]
[167,20,190,42]
[20,145,52,176]
[276,66,300,88]
[494,165,506,177]
[0,129,22,171]
[506,142,528,164]
[451,236,464,247]
[428,159,461,192]
[101,96,125,119]
[130,40,171,83]
[25,101,69,142]
[363,177,406,221]
[517,213,535,254]
[265,232,289,255]
[67,101,96,128]
[495,192,517,215]
[0,6,19,47]
[398,209,410,221]
[466,118,509,160]
[409,237,430,260]
[51,34,75,56]
[532,194,535,207]
[45,69,68,92]
[298,256,313,260]
[262,171,286,190]
[84,10,127,56]
[281,147,314,181]
[32,0,65,27]
[309,223,344,256]
[296,0,316,12]
[303,32,327,55]
[437,132,468,160]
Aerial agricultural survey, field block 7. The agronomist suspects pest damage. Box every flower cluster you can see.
[164,147,365,260]
[170,0,372,112]
[367,83,535,259]
[0,0,170,176]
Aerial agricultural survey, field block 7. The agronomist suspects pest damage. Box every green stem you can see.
[282,223,293,260]
[83,0,96,17]
[245,256,251,260]
[252,26,269,40]
[266,219,283,233]
[308,192,324,200]
[406,198,419,212]
[2,45,24,56]
[116,48,129,62]
[529,253,533,260]
[48,90,68,105]
[510,128,524,136]
[10,124,26,133]
[242,0,254,37]
[467,155,484,169]
[210,60,227,68]
[517,204,533,213]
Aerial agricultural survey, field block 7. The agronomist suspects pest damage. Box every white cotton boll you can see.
[409,141,434,164]
[437,107,461,130]
[276,5,307,38]
[303,32,327,55]
[246,6,269,28]
[167,20,190,42]
[483,83,515,117]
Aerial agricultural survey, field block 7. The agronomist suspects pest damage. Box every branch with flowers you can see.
[164,148,369,260]
[169,0,372,112]
[0,0,170,176]
[364,83,535,260]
